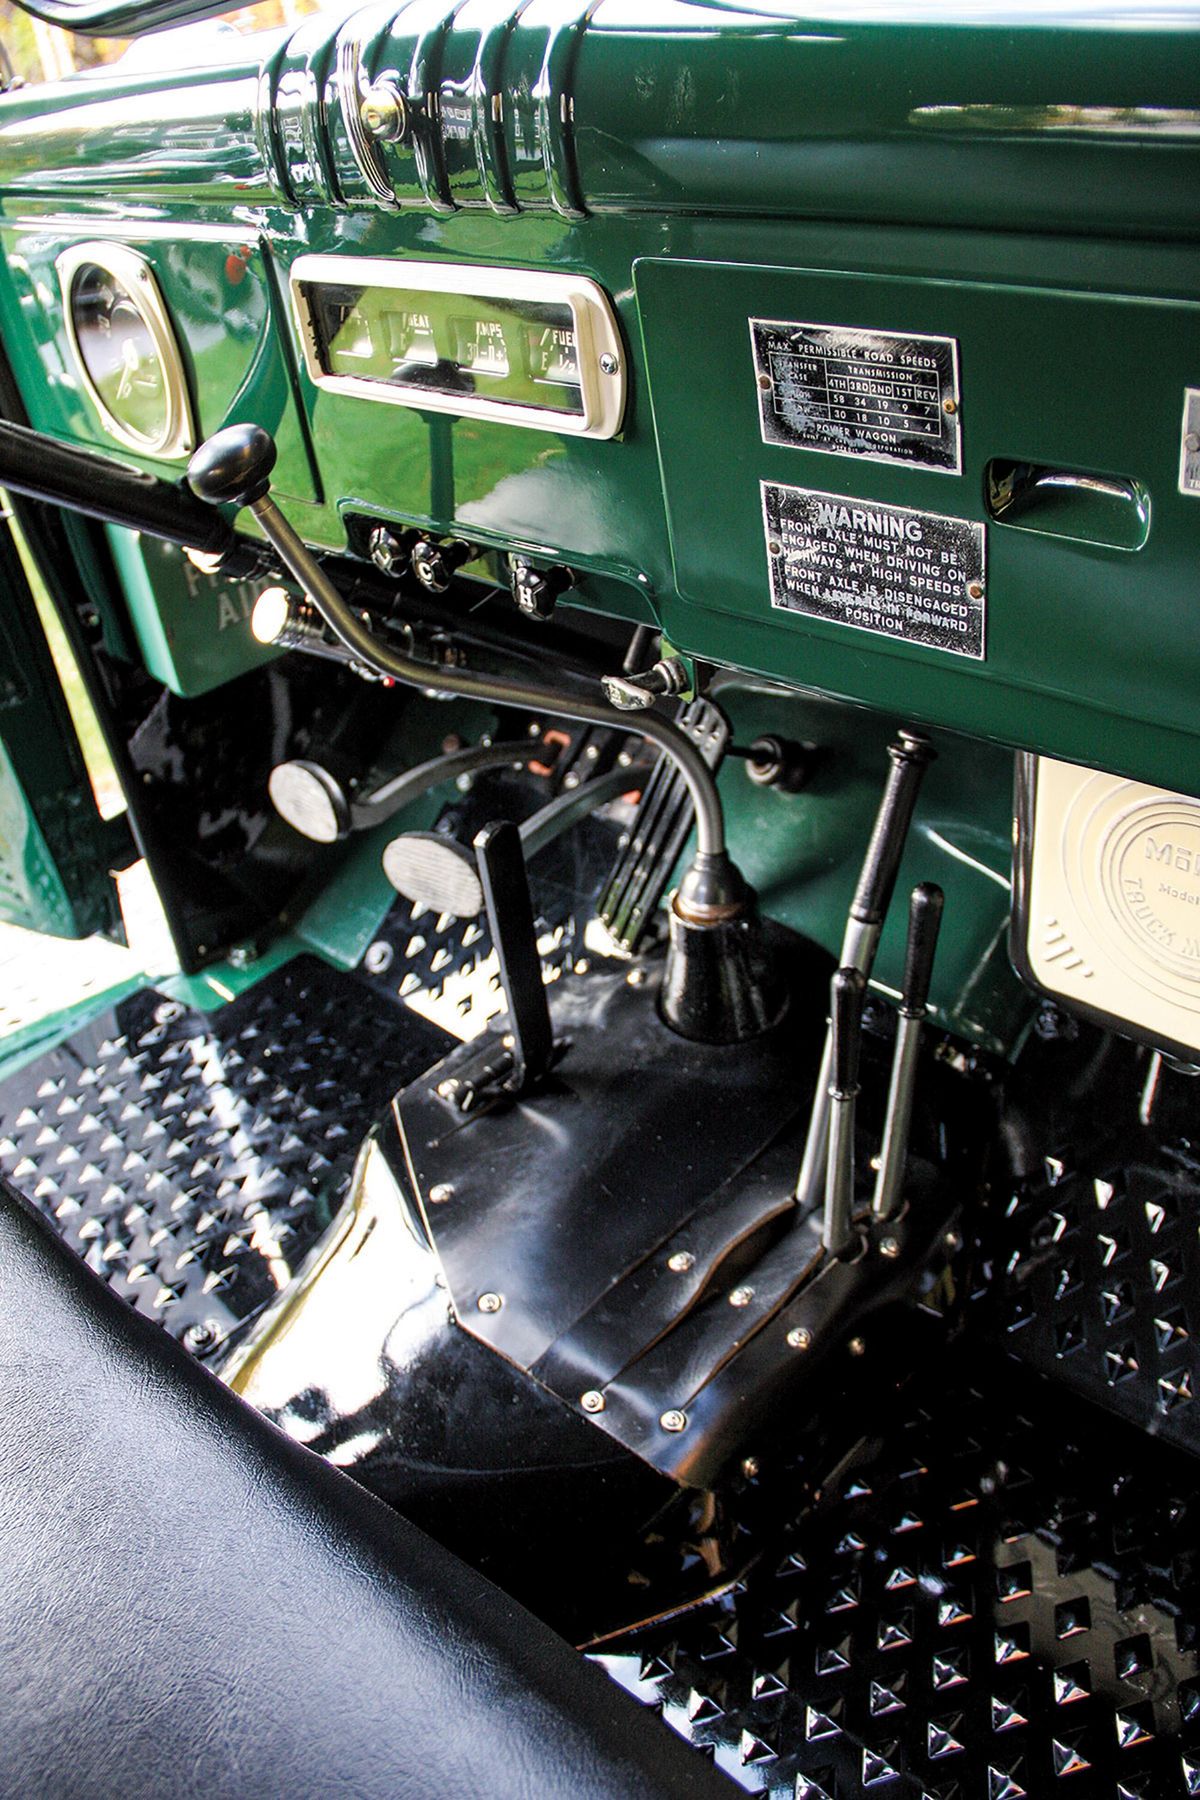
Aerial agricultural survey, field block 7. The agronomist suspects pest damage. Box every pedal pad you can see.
[598,698,729,953]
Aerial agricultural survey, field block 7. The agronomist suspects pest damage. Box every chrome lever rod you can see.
[185,425,729,874]
[795,730,935,1213]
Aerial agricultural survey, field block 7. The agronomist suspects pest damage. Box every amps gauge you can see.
[57,243,194,461]
[289,256,626,439]
[1014,755,1200,1060]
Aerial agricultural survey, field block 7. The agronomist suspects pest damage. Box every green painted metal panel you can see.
[106,529,279,699]
[0,221,317,504]
[636,258,1200,798]
[0,521,123,938]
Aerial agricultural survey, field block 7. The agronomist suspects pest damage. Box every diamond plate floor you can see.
[0,954,449,1359]
[990,1146,1200,1458]
[596,1355,1200,1798]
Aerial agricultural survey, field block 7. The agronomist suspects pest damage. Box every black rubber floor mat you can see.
[0,955,449,1360]
[596,1356,1200,1798]
[989,1146,1200,1460]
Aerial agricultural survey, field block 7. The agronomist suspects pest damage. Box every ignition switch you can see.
[507,555,574,622]
[411,537,476,593]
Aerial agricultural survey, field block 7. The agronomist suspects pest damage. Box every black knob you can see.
[188,424,277,510]
[830,965,866,1096]
[900,881,944,1018]
[411,537,474,594]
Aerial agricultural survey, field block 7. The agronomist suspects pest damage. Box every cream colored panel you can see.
[1027,757,1200,1054]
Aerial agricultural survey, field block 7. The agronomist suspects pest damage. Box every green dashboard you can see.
[0,0,1197,789]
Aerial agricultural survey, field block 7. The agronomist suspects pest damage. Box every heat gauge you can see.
[291,256,625,439]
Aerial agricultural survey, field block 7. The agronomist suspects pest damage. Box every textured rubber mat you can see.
[0,955,449,1359]
[597,1356,1200,1798]
[990,1145,1200,1459]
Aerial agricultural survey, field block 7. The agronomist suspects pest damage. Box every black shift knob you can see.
[188,423,277,509]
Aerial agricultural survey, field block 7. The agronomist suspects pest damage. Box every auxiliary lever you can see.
[795,730,935,1212]
[823,966,866,1258]
[872,883,944,1220]
[473,820,554,1094]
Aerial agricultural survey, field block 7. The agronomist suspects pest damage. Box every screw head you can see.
[741,1455,760,1479]
[183,1321,217,1353]
[879,1235,901,1260]
[943,396,958,415]
[599,352,620,376]
[428,1182,454,1205]
[1185,431,1199,452]
[944,1229,963,1254]
[787,1326,812,1351]
[967,581,984,600]
[360,81,408,143]
[660,1409,687,1433]
[729,1285,755,1308]
[757,373,772,392]
[626,966,647,988]
[848,1335,867,1357]
[364,940,394,975]
[581,1389,605,1414]
[667,1250,695,1273]
[477,1291,503,1315]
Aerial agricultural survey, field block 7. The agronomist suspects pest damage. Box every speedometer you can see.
[57,242,193,460]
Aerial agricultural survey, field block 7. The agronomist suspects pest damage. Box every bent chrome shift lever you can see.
[188,423,778,1044]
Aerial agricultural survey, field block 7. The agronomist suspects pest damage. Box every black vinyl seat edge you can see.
[0,1179,730,1800]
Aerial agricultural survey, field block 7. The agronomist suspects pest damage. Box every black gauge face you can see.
[69,261,171,447]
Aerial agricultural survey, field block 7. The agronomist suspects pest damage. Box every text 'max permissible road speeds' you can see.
[762,482,986,661]
[751,320,961,474]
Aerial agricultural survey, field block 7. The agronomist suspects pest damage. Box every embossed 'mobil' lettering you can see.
[1144,835,1200,875]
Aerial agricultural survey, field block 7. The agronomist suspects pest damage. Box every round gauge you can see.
[57,243,193,460]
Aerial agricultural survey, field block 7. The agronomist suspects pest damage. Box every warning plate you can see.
[762,482,986,660]
[752,320,961,473]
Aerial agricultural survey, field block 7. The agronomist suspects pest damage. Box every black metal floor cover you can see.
[0,955,448,1358]
[598,1356,1200,1799]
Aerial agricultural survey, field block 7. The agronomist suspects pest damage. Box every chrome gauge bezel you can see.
[289,254,627,440]
[56,241,194,461]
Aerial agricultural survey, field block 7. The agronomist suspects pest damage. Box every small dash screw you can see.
[599,353,620,376]
[626,967,647,988]
[968,582,984,600]
[879,1236,901,1260]
[848,1335,866,1357]
[429,1182,454,1204]
[787,1326,812,1351]
[660,1409,687,1433]
[668,1250,695,1273]
[729,1285,755,1307]
[741,1456,760,1479]
[478,1291,503,1314]
[943,397,958,415]
[581,1390,605,1414]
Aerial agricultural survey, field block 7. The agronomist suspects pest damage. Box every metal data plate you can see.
[761,481,986,659]
[751,319,961,473]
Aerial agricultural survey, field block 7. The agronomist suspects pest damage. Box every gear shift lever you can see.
[188,424,781,1044]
